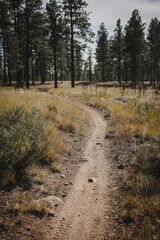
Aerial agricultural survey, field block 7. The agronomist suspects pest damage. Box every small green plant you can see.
[0,106,50,184]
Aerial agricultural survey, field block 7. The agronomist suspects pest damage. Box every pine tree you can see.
[9,0,24,87]
[147,18,160,87]
[24,0,44,88]
[113,19,123,86]
[0,0,11,84]
[124,9,145,88]
[82,60,88,81]
[88,48,93,83]
[46,0,64,88]
[75,43,83,82]
[96,22,108,82]
[63,0,93,88]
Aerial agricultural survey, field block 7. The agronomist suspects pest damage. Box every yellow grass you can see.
[0,87,89,163]
[77,85,160,140]
[1,83,160,239]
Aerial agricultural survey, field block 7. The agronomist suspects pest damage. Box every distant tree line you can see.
[0,1,160,88]
[0,0,93,88]
[95,10,160,88]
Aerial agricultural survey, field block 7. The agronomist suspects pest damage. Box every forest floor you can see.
[0,83,160,240]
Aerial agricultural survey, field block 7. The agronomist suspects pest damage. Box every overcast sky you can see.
[86,0,160,36]
[43,0,160,35]
[43,0,160,58]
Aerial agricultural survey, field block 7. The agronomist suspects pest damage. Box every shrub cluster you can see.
[0,106,49,183]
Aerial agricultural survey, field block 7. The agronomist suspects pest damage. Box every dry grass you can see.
[70,84,160,240]
[27,201,48,218]
[0,87,89,166]
[77,85,160,141]
[1,83,160,239]
[0,85,90,236]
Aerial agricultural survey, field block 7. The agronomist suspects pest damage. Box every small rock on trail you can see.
[88,178,97,183]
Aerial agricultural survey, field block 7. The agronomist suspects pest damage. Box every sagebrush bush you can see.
[0,106,50,182]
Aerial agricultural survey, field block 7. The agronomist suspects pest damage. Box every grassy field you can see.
[50,82,160,240]
[74,84,160,240]
[0,82,160,239]
[0,86,89,186]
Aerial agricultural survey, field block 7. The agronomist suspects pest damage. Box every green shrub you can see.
[0,106,49,183]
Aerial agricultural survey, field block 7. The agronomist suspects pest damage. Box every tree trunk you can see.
[7,58,12,86]
[17,6,23,87]
[31,57,35,86]
[54,52,58,88]
[70,5,75,88]
[42,54,45,83]
[25,0,30,89]
[2,35,7,84]
[157,66,159,85]
[118,38,121,87]
[53,29,58,88]
[153,51,156,88]
[150,62,153,86]
[132,56,137,88]
[39,53,43,84]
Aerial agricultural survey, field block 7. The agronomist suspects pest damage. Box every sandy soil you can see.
[45,106,115,240]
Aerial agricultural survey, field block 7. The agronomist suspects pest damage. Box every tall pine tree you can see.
[147,18,160,87]
[124,9,145,88]
[113,19,123,86]
[46,0,64,88]
[24,0,44,88]
[63,0,93,88]
[96,23,108,82]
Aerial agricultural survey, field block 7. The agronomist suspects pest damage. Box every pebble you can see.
[112,187,119,191]
[96,142,103,146]
[48,210,55,217]
[60,175,65,179]
[62,193,67,198]
[64,183,70,186]
[25,227,31,231]
[88,178,97,183]
[105,134,110,139]
[118,164,124,169]
[40,196,63,204]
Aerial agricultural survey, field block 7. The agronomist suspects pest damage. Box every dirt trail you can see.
[46,106,114,240]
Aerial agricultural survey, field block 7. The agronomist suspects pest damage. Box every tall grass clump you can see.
[0,106,49,184]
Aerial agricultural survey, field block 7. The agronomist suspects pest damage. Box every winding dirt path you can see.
[46,106,113,240]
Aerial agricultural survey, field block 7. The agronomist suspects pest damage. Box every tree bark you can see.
[2,35,7,84]
[118,36,121,87]
[31,57,35,86]
[53,26,58,88]
[25,0,30,89]
[70,5,75,88]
